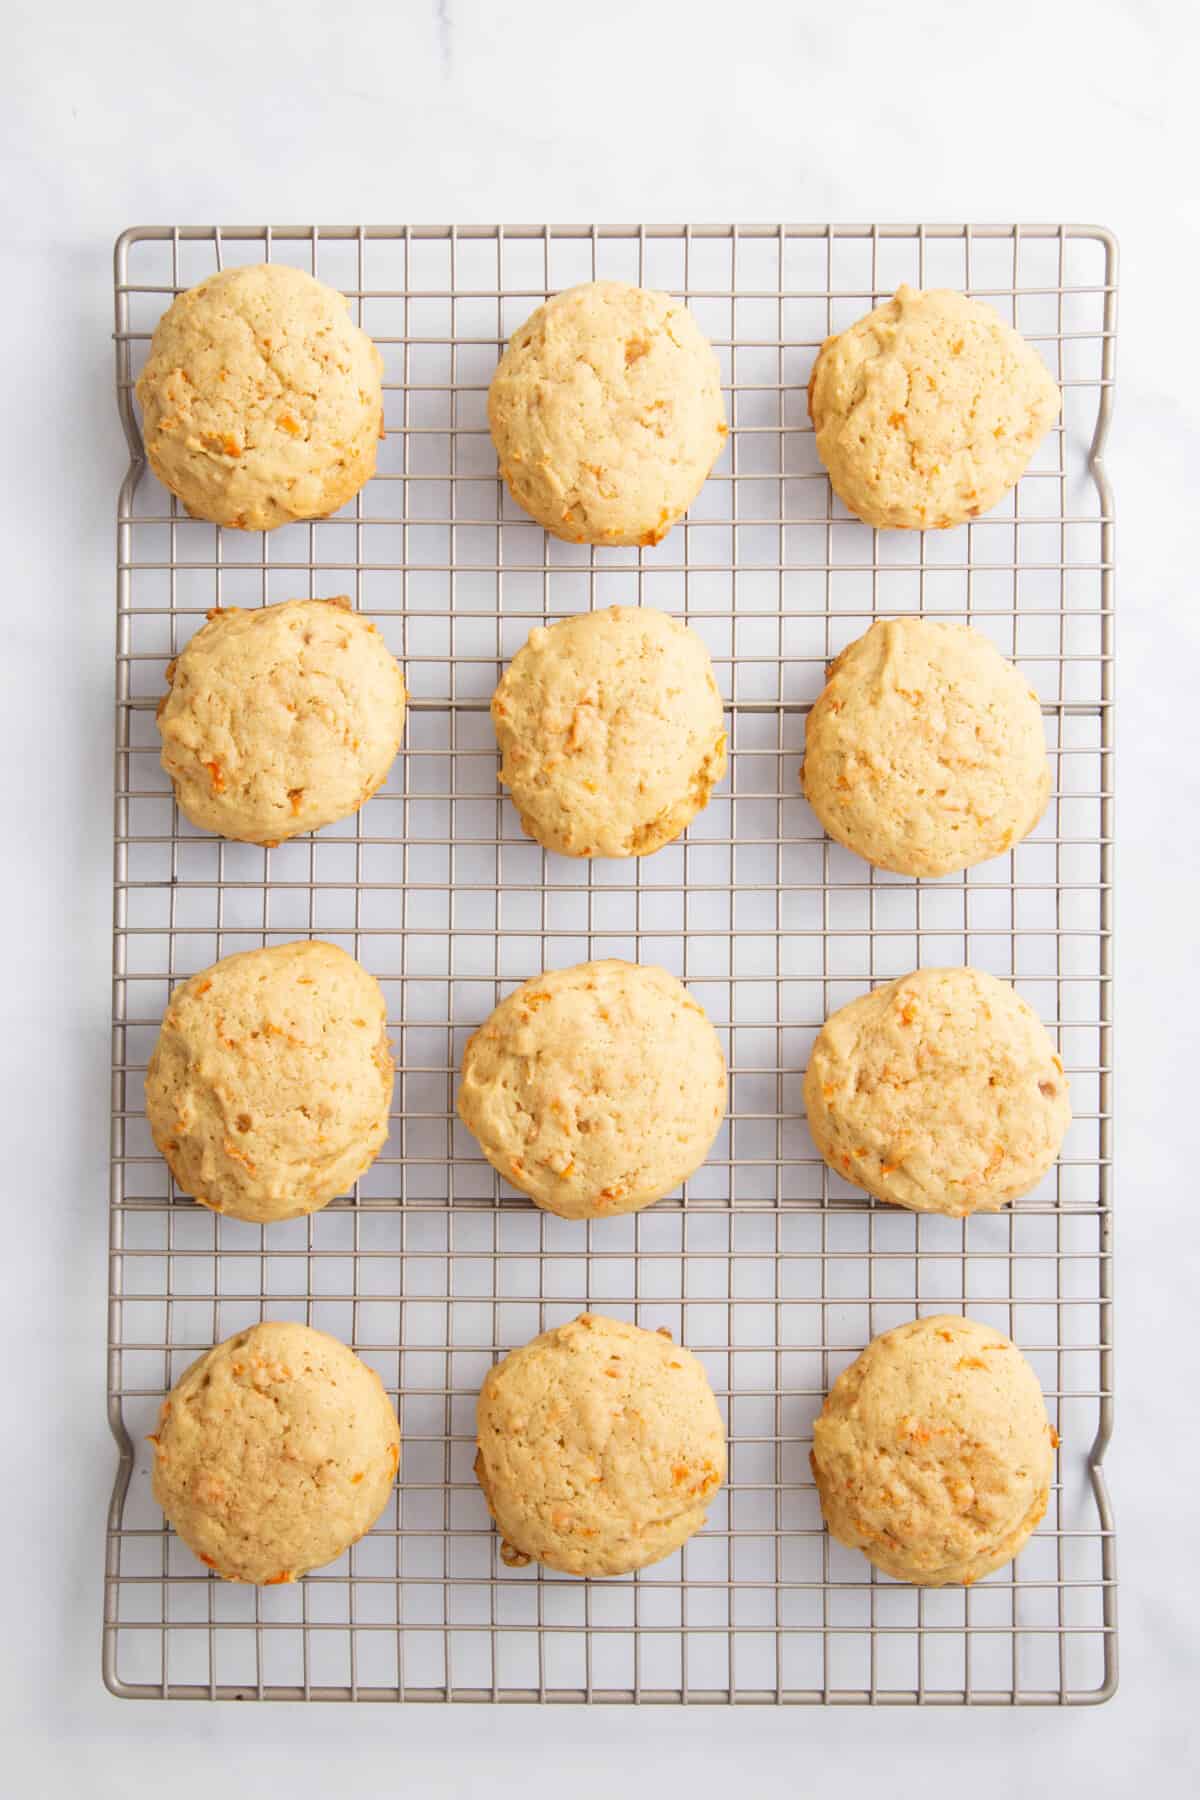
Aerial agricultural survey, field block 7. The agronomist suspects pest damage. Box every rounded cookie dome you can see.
[457,960,727,1219]
[811,1314,1055,1585]
[488,281,727,545]
[801,616,1050,878]
[803,966,1070,1217]
[475,1313,726,1576]
[808,284,1060,530]
[145,939,394,1224]
[135,262,383,530]
[151,1320,400,1583]
[492,606,727,859]
[157,598,406,846]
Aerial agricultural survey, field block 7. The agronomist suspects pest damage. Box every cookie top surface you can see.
[492,606,727,858]
[803,967,1069,1217]
[801,616,1051,877]
[158,598,406,845]
[135,263,383,530]
[151,1321,400,1583]
[808,285,1060,530]
[145,940,394,1224]
[811,1314,1055,1585]
[488,281,727,545]
[475,1313,726,1576]
[457,960,727,1219]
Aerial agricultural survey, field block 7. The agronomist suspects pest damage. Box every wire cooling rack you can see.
[105,222,1116,1704]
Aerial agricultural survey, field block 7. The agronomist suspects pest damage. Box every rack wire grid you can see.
[105,222,1117,1705]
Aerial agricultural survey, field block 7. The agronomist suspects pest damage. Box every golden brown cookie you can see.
[803,967,1070,1216]
[492,606,727,858]
[457,960,727,1219]
[475,1313,726,1576]
[800,616,1050,877]
[157,598,406,846]
[151,1320,400,1583]
[811,1314,1056,1585]
[145,940,394,1224]
[808,285,1060,529]
[488,281,727,545]
[135,263,384,530]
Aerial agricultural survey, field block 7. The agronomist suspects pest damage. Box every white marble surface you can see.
[3,0,1199,1791]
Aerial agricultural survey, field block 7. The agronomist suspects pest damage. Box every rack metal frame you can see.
[105,223,1116,1704]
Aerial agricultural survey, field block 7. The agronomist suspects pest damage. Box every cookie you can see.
[135,263,384,530]
[800,616,1050,877]
[457,960,726,1219]
[151,1320,400,1583]
[488,281,727,545]
[808,285,1060,529]
[811,1314,1056,1585]
[803,967,1070,1216]
[145,940,394,1224]
[157,598,406,845]
[492,606,727,858]
[475,1313,726,1576]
